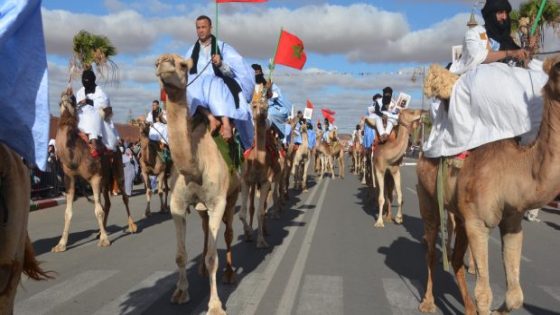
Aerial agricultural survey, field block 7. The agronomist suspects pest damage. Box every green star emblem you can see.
[292,44,303,59]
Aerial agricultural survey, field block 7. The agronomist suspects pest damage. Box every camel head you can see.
[398,109,423,127]
[250,84,269,121]
[130,119,150,137]
[155,54,193,92]
[328,128,337,142]
[59,87,77,116]
[543,55,560,98]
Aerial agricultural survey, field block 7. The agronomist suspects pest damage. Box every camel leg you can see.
[495,212,524,314]
[393,168,404,224]
[467,247,476,275]
[92,175,111,247]
[338,153,345,179]
[205,199,227,315]
[270,180,281,219]
[302,158,310,192]
[361,154,368,184]
[417,183,438,313]
[163,173,169,212]
[116,167,137,233]
[238,181,253,242]
[257,182,271,248]
[222,192,238,284]
[157,171,167,213]
[198,211,210,277]
[452,222,476,314]
[170,176,190,304]
[249,184,256,228]
[374,169,385,228]
[465,218,492,315]
[142,172,152,217]
[52,174,75,252]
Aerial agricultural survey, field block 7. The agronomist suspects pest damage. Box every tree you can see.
[511,0,560,49]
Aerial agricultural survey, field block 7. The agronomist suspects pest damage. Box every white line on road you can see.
[15,270,118,315]
[539,285,560,302]
[276,179,331,315]
[295,274,344,315]
[93,270,176,315]
[406,187,417,195]
[382,278,422,315]
[231,180,325,315]
[402,162,417,166]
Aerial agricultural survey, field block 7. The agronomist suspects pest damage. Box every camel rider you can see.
[186,15,255,150]
[146,100,167,124]
[76,69,120,158]
[351,124,362,146]
[307,121,317,150]
[422,0,548,158]
[146,100,169,145]
[252,63,291,139]
[379,87,399,141]
[291,110,305,145]
[366,92,389,141]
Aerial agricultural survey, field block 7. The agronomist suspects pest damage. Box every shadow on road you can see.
[114,178,319,314]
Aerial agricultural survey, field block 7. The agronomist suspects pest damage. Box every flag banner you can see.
[217,0,267,2]
[274,30,307,70]
[321,108,335,123]
[303,108,313,120]
[322,108,336,115]
[306,99,314,109]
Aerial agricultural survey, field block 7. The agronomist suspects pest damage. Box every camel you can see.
[52,89,137,252]
[0,143,51,314]
[416,56,560,315]
[135,121,171,216]
[239,85,282,248]
[372,109,423,228]
[291,123,311,191]
[316,129,345,179]
[156,54,241,315]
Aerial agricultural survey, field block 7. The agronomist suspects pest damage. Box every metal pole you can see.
[420,66,426,146]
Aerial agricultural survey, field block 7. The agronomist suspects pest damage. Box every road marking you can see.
[540,285,560,302]
[15,270,118,315]
[294,274,343,315]
[276,179,330,315]
[236,178,324,315]
[406,187,417,195]
[382,278,422,315]
[402,162,417,166]
[93,270,175,315]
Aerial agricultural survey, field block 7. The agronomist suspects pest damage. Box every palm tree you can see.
[511,0,560,50]
[70,30,118,83]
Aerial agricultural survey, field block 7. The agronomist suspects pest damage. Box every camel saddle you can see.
[78,132,111,158]
[148,140,172,164]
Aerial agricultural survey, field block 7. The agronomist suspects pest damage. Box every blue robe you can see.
[0,0,49,170]
[363,124,376,149]
[185,40,255,149]
[267,83,290,138]
[307,129,316,149]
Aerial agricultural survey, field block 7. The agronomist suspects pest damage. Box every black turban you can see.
[481,0,519,51]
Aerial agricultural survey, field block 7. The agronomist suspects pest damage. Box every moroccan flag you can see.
[321,108,335,123]
[306,99,314,109]
[160,88,167,102]
[274,30,307,70]
[216,0,267,2]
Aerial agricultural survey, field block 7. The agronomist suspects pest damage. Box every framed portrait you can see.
[452,45,463,63]
[395,92,412,109]
[303,108,313,120]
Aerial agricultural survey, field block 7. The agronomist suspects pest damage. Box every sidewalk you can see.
[30,195,66,211]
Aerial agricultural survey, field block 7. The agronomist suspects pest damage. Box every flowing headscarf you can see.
[482,0,520,50]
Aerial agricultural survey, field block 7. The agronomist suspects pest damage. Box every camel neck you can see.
[384,123,410,164]
[530,90,560,204]
[165,88,200,179]
[254,116,267,164]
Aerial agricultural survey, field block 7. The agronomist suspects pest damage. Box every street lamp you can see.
[411,66,426,146]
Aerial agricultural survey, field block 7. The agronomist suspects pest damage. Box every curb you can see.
[30,196,66,211]
[545,200,560,210]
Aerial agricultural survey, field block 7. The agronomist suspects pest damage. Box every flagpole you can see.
[268,27,284,82]
[530,0,547,36]
[215,1,219,44]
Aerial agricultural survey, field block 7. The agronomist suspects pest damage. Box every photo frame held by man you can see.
[395,92,412,111]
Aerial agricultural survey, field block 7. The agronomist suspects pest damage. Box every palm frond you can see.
[69,30,119,84]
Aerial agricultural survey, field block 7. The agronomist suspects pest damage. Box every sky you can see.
[41,0,535,134]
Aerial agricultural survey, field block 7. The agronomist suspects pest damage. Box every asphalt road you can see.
[14,158,560,314]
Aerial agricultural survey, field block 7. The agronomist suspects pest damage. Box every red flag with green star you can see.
[274,30,307,70]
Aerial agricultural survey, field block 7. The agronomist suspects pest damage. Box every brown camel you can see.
[291,123,311,191]
[156,54,240,315]
[316,128,345,179]
[52,88,137,253]
[372,109,423,228]
[239,85,282,248]
[416,56,560,315]
[0,143,51,314]
[135,121,171,216]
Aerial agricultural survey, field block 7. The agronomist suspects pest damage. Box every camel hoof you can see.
[128,222,138,234]
[98,238,111,247]
[257,239,269,249]
[244,231,253,242]
[303,188,308,193]
[374,220,385,228]
[144,210,152,218]
[51,244,67,253]
[207,306,226,315]
[222,269,237,284]
[171,288,190,304]
[467,266,476,275]
[394,216,403,225]
[418,299,436,313]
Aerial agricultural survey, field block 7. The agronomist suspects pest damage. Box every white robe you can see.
[76,86,120,151]
[423,25,548,158]
[148,122,168,144]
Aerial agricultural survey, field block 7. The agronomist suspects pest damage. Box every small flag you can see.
[274,30,307,70]
[306,99,314,109]
[216,0,267,2]
[321,108,335,123]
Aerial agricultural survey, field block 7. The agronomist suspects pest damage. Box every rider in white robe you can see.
[423,2,547,158]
